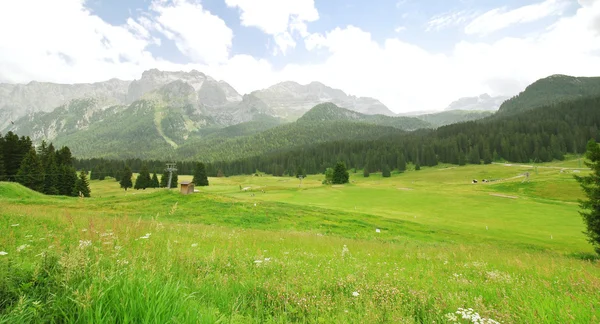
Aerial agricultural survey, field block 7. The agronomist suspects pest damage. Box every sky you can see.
[0,0,599,113]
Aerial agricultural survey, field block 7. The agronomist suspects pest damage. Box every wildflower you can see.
[352,291,359,297]
[78,240,92,249]
[140,233,151,239]
[16,244,29,252]
[342,245,350,257]
[254,260,263,264]
[191,243,198,247]
[0,251,7,256]
[81,229,87,232]
[114,246,122,250]
[11,224,19,227]
[375,228,381,233]
[264,258,271,261]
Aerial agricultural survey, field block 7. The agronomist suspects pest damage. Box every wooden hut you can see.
[180,181,194,195]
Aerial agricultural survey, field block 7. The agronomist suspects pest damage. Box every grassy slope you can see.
[0,160,599,323]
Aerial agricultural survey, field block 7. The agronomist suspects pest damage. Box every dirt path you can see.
[490,193,518,199]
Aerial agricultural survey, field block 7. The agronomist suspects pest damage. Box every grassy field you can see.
[1,161,599,323]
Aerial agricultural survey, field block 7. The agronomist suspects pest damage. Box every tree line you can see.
[0,132,90,197]
[75,95,599,177]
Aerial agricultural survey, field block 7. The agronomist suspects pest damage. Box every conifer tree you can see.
[16,148,44,192]
[415,163,421,171]
[397,153,407,172]
[73,170,91,197]
[332,161,349,184]
[217,169,224,178]
[296,166,306,179]
[193,162,209,186]
[43,154,59,195]
[151,172,159,188]
[363,168,370,178]
[120,166,133,191]
[58,165,78,196]
[382,164,391,178]
[0,150,5,181]
[134,164,151,190]
[160,170,169,188]
[575,139,600,255]
[468,147,481,165]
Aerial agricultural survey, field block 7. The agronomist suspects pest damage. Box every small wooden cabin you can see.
[180,181,194,195]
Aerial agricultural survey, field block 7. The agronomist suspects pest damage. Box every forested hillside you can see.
[416,110,494,127]
[499,75,600,114]
[298,103,431,130]
[76,95,600,177]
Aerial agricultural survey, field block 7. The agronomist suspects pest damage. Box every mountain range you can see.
[2,70,599,161]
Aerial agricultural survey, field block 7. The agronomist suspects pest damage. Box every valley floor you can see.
[0,161,599,323]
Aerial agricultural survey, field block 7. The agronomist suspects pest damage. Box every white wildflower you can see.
[78,240,92,249]
[0,251,7,256]
[375,228,381,233]
[264,258,271,262]
[191,243,198,247]
[114,246,122,250]
[140,233,151,239]
[342,245,350,257]
[448,307,500,324]
[352,291,359,297]
[11,224,19,227]
[25,234,32,238]
[81,229,87,232]
[254,260,263,265]
[16,244,29,252]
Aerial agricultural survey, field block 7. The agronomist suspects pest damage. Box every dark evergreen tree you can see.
[482,147,493,165]
[193,162,209,186]
[458,153,466,166]
[397,153,406,172]
[58,165,77,196]
[382,164,391,178]
[296,166,306,178]
[575,139,600,255]
[332,161,349,184]
[73,170,91,197]
[43,154,59,195]
[16,148,44,192]
[134,164,151,190]
[363,168,370,177]
[160,170,169,188]
[0,149,4,181]
[415,163,421,171]
[217,169,224,177]
[114,169,123,182]
[468,147,481,165]
[151,172,159,188]
[324,167,334,184]
[120,166,133,191]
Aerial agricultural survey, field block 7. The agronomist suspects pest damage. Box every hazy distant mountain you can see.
[416,110,493,127]
[444,94,509,112]
[499,74,600,114]
[298,102,430,130]
[250,81,396,119]
[1,69,395,137]
[0,79,130,130]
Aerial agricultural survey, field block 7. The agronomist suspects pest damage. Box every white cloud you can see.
[0,0,156,84]
[224,0,319,54]
[1,0,600,114]
[149,0,233,64]
[426,10,479,32]
[465,0,571,36]
[395,26,407,33]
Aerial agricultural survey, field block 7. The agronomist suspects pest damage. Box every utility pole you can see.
[165,162,177,189]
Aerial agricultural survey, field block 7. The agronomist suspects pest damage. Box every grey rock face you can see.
[251,81,396,118]
[445,94,509,111]
[0,79,130,130]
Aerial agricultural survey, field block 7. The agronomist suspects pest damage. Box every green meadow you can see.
[1,160,599,323]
